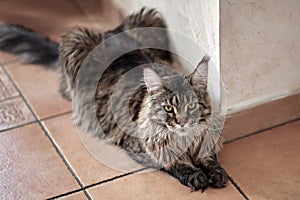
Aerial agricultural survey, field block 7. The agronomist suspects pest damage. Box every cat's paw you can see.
[208,167,228,188]
[186,170,208,192]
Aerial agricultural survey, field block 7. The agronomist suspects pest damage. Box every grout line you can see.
[0,58,20,66]
[47,167,149,199]
[0,110,72,134]
[0,120,37,133]
[47,189,83,200]
[41,110,73,121]
[84,167,148,190]
[224,117,300,145]
[227,174,250,200]
[0,64,91,199]
[41,123,93,200]
[83,189,93,200]
[0,95,20,103]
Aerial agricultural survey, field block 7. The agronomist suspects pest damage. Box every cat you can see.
[0,8,227,191]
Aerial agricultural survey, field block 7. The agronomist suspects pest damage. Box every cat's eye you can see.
[164,105,173,113]
[187,103,196,110]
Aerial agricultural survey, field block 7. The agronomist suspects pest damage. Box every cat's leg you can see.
[163,162,209,191]
[199,153,228,188]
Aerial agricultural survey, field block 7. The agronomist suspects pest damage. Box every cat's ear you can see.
[144,68,165,94]
[189,55,210,89]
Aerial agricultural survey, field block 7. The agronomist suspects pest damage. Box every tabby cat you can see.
[0,8,227,191]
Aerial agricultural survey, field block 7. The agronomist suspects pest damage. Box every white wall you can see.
[221,0,300,113]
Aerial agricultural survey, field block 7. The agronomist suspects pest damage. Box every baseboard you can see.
[223,92,300,142]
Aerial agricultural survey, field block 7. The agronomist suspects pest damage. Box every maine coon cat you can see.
[0,8,227,191]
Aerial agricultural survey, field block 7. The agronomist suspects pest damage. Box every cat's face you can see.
[144,56,211,136]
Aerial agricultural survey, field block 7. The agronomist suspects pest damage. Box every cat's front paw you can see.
[208,167,228,188]
[186,170,208,192]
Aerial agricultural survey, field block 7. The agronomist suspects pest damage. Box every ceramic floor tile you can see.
[0,65,18,100]
[57,192,88,200]
[6,63,72,119]
[220,120,300,200]
[43,113,142,186]
[0,97,35,131]
[0,0,92,41]
[87,170,244,200]
[0,123,80,199]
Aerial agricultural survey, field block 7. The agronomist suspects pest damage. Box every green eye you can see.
[188,103,196,109]
[164,105,173,112]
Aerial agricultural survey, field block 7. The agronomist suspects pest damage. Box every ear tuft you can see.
[143,68,165,94]
[189,55,210,89]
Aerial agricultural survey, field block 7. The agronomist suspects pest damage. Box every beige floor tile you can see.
[58,192,88,200]
[0,123,79,199]
[6,63,72,119]
[43,113,139,186]
[220,120,300,200]
[0,97,35,131]
[0,0,92,41]
[87,170,244,200]
[0,65,18,100]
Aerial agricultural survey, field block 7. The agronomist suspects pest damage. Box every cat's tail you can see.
[0,23,59,67]
[115,8,172,63]
[121,7,167,30]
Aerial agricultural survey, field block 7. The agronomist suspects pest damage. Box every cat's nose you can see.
[177,117,187,127]
[178,119,186,127]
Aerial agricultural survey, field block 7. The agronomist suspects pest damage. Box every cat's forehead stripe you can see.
[183,95,187,103]
[188,95,192,103]
[172,95,178,106]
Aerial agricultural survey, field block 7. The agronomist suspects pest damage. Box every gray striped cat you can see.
[0,8,227,191]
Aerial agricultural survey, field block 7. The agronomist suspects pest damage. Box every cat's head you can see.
[144,55,211,135]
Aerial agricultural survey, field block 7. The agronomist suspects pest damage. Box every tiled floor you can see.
[0,1,299,200]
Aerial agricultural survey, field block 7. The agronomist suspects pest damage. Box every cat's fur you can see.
[0,8,227,191]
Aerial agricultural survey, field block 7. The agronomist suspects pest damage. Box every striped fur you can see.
[0,8,227,191]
